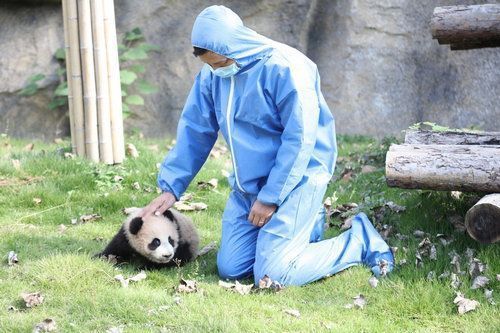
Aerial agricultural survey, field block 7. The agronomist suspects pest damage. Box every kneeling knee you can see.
[217,257,252,280]
[253,257,289,285]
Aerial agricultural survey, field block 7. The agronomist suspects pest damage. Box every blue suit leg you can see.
[253,175,394,286]
[217,190,259,280]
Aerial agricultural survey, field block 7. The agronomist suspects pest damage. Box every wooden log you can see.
[465,194,500,243]
[90,0,113,164]
[61,0,76,153]
[103,0,125,164]
[431,4,500,50]
[405,130,500,145]
[78,0,99,162]
[385,144,500,192]
[66,0,85,156]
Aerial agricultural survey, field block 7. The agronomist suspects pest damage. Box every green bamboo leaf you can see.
[19,83,39,96]
[29,74,45,84]
[48,97,67,110]
[136,43,161,52]
[120,70,137,85]
[54,82,68,96]
[124,27,143,41]
[56,68,66,76]
[122,47,148,61]
[137,80,158,94]
[125,95,144,105]
[55,48,66,60]
[129,64,146,73]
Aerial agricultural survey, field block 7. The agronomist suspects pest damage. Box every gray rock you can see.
[0,0,499,140]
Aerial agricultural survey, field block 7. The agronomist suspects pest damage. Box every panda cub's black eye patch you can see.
[148,238,161,250]
[168,236,175,247]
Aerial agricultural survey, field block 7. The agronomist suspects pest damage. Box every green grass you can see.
[0,134,498,333]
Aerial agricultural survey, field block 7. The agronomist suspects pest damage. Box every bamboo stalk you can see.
[66,0,85,156]
[90,0,113,164]
[103,0,125,164]
[61,0,76,153]
[77,0,99,162]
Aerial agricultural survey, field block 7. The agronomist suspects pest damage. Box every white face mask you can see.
[209,62,240,78]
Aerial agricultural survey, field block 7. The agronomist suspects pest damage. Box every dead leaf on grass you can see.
[33,197,42,205]
[114,271,147,288]
[79,214,101,223]
[64,152,75,159]
[24,143,34,151]
[450,191,462,200]
[385,201,406,213]
[8,251,18,266]
[21,292,44,308]
[360,165,377,174]
[438,271,450,280]
[191,202,208,211]
[450,273,461,289]
[106,327,123,333]
[345,294,366,309]
[471,276,489,290]
[468,258,487,280]
[449,215,466,233]
[413,230,426,238]
[368,276,379,288]
[132,182,141,191]
[427,271,435,281]
[449,251,462,274]
[177,279,198,293]
[54,138,64,144]
[174,202,195,211]
[33,318,57,332]
[180,193,194,202]
[12,159,21,170]
[454,292,479,315]
[283,308,301,318]
[7,305,18,312]
[218,280,253,295]
[417,238,437,261]
[58,224,67,234]
[485,289,495,305]
[436,234,454,246]
[126,143,139,158]
[197,178,218,190]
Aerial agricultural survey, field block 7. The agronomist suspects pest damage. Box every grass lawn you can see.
[0,134,498,333]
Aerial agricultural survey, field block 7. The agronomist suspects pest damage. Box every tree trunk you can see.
[385,144,500,192]
[465,194,500,243]
[431,4,500,50]
[405,130,500,145]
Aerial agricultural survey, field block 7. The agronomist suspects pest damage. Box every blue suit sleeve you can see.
[157,73,219,199]
[257,65,319,206]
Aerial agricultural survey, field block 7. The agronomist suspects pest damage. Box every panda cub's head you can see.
[124,211,179,264]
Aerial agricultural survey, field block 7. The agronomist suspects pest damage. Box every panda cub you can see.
[98,208,199,268]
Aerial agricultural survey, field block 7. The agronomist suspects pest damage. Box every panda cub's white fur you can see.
[98,207,199,268]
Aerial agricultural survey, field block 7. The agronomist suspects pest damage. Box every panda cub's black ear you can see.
[163,209,176,222]
[129,217,143,234]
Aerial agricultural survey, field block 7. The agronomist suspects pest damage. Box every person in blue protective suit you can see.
[141,5,394,286]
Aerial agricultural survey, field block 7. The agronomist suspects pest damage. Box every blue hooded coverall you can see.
[158,5,394,286]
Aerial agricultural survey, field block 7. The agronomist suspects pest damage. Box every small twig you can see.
[197,241,217,258]
[17,202,69,222]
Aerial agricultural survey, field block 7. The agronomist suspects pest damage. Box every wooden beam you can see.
[405,130,500,145]
[465,194,500,244]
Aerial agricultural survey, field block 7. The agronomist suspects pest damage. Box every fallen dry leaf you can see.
[449,251,462,274]
[114,274,129,288]
[385,201,406,213]
[12,159,21,170]
[368,276,379,288]
[468,258,487,279]
[471,275,490,290]
[399,259,407,266]
[450,191,462,200]
[197,178,218,190]
[126,143,139,158]
[7,305,18,312]
[129,270,147,283]
[180,193,194,202]
[465,248,475,260]
[352,294,367,309]
[454,292,479,315]
[64,152,75,159]
[79,214,101,223]
[438,271,450,280]
[497,274,500,281]
[427,271,436,281]
[283,308,301,318]
[449,215,466,233]
[436,234,454,246]
[33,197,42,205]
[54,138,64,144]
[132,182,141,191]
[24,143,34,151]
[106,327,123,333]
[21,292,44,308]
[378,259,389,277]
[174,202,195,211]
[191,202,208,211]
[8,251,18,266]
[361,165,377,174]
[177,279,198,293]
[219,280,253,295]
[413,230,426,238]
[58,224,67,234]
[485,289,495,305]
[114,271,147,288]
[70,218,78,225]
[33,318,56,332]
[450,273,461,289]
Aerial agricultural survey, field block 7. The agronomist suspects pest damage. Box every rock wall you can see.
[0,0,499,140]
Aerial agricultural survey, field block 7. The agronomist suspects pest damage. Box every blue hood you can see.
[191,5,275,68]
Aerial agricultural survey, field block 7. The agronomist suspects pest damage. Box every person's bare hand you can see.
[140,192,177,217]
[248,200,277,227]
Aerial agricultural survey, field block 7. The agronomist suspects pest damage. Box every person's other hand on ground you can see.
[140,192,177,217]
[248,200,277,227]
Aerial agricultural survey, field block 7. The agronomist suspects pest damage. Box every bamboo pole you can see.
[77,0,99,162]
[103,0,125,164]
[61,0,76,153]
[66,0,85,156]
[90,0,113,164]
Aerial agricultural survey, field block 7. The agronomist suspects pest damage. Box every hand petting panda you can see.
[96,207,199,268]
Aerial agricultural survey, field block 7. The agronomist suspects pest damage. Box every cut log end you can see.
[465,194,500,244]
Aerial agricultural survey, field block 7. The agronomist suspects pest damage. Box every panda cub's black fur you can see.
[97,208,199,268]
